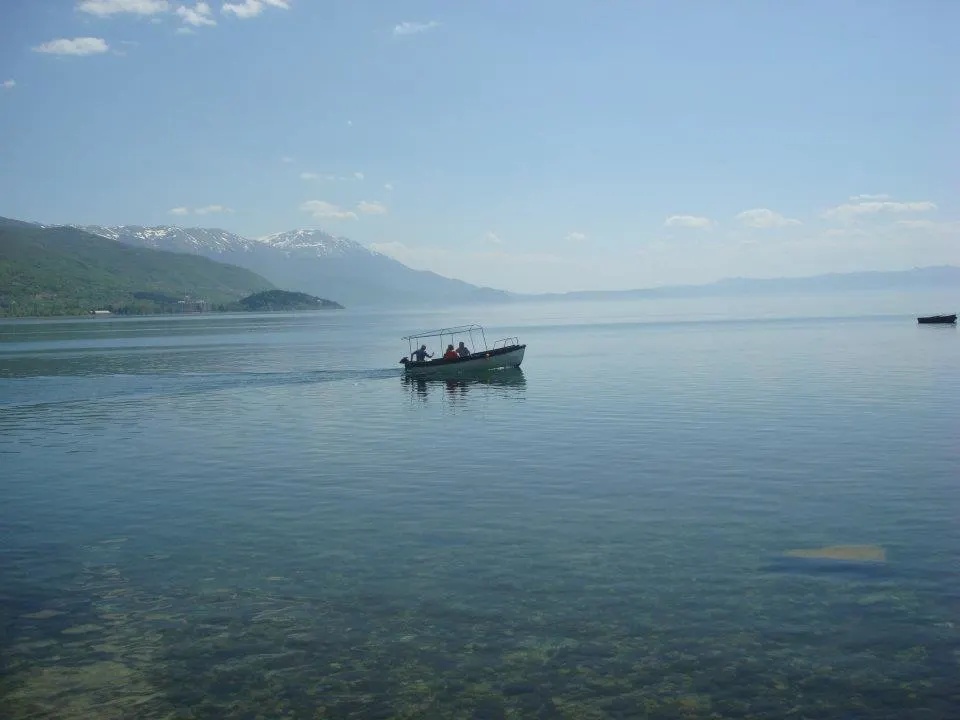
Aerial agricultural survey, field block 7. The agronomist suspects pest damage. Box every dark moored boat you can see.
[917,314,956,325]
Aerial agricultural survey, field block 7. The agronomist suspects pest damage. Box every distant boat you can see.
[917,314,957,324]
[399,323,526,377]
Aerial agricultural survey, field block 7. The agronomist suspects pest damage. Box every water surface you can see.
[2,295,959,718]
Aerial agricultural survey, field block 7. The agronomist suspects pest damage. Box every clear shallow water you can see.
[1,295,959,719]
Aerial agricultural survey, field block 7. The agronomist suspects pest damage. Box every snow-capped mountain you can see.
[79,225,261,255]
[256,228,379,259]
[72,224,509,308]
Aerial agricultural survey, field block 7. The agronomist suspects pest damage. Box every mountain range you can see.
[3,215,956,317]
[528,265,960,301]
[76,225,510,308]
[0,217,273,317]
[75,223,960,308]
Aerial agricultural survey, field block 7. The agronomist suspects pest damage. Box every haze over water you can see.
[2,292,959,718]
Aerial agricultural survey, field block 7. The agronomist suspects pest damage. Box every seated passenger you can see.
[456,341,471,358]
[443,344,459,360]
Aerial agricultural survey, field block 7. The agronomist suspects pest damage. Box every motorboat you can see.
[917,314,956,324]
[400,324,525,376]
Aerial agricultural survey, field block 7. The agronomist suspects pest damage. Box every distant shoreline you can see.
[0,307,345,321]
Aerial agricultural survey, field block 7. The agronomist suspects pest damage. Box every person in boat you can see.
[456,341,471,358]
[412,344,433,362]
[443,344,459,360]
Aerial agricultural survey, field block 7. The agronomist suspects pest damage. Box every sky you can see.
[0,0,957,293]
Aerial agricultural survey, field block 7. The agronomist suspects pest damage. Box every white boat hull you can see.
[403,345,525,377]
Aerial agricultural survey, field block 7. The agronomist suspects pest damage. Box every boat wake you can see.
[0,367,403,412]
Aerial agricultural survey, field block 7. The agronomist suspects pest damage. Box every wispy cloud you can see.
[168,206,190,215]
[895,219,938,229]
[300,171,338,181]
[848,193,890,201]
[664,215,714,229]
[565,231,587,242]
[175,26,195,34]
[484,231,503,245]
[77,0,171,16]
[33,37,110,56]
[894,219,960,233]
[222,0,289,19]
[301,200,357,220]
[368,241,450,267]
[194,204,232,214]
[393,20,439,36]
[357,201,388,215]
[735,208,801,229]
[281,156,294,163]
[823,200,937,222]
[2,79,15,89]
[384,183,393,192]
[353,171,364,181]
[176,2,215,26]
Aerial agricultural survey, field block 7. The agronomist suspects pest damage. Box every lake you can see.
[1,292,959,719]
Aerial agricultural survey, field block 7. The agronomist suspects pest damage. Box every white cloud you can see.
[301,200,357,220]
[2,79,14,89]
[353,171,364,181]
[175,26,195,34]
[222,0,289,19]
[176,2,215,26]
[823,200,938,222]
[895,220,937,229]
[664,215,714,229]
[300,171,320,180]
[384,183,393,192]
[393,20,439,36]
[823,227,868,238]
[78,0,171,16]
[346,119,353,127]
[194,204,232,214]
[735,208,801,229]
[895,219,960,234]
[484,231,503,245]
[565,231,587,242]
[33,37,110,56]
[357,201,388,215]
[281,156,294,163]
[168,207,190,215]
[369,241,408,257]
[368,241,450,267]
[848,193,890,201]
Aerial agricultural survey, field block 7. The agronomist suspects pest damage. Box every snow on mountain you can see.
[256,228,380,258]
[78,225,259,255]
[66,223,509,307]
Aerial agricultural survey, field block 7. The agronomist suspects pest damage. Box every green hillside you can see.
[237,290,344,311]
[0,217,275,317]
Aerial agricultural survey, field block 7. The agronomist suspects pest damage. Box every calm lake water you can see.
[2,292,959,719]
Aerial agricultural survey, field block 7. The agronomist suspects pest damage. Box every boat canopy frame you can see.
[402,323,489,357]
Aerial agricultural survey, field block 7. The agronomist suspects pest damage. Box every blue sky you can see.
[1,0,956,292]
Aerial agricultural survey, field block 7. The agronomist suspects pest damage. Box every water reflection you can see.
[402,368,527,406]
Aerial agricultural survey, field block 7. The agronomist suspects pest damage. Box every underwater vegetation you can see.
[2,538,958,719]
